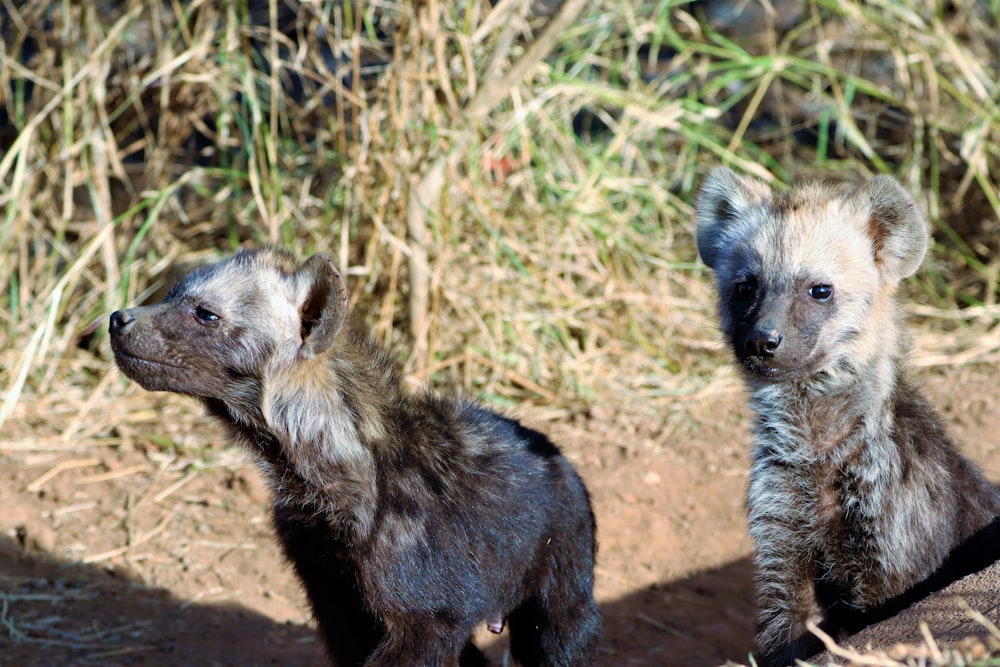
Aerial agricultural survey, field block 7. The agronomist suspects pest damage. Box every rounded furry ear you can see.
[695,167,772,269]
[297,254,349,358]
[852,176,929,282]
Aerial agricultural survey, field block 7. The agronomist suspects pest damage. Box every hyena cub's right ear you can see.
[850,176,929,283]
[695,167,773,269]
[297,254,349,359]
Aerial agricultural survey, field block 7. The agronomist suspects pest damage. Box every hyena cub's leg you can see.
[507,591,601,667]
[751,538,825,664]
[271,506,383,666]
[506,536,601,666]
[748,471,832,664]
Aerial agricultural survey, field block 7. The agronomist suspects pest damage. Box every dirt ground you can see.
[1,356,999,666]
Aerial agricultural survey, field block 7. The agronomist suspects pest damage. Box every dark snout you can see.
[109,309,136,336]
[727,287,830,382]
[745,326,783,357]
[108,305,171,391]
[735,321,792,380]
[731,304,824,381]
[731,304,802,380]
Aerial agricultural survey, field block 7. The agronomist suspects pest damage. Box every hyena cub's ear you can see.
[850,176,929,282]
[297,254,349,359]
[695,167,773,269]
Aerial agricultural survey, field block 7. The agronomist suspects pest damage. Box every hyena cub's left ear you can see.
[695,167,773,269]
[852,176,929,282]
[297,254,349,358]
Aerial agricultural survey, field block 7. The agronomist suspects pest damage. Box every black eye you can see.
[734,280,756,300]
[195,307,220,322]
[809,285,833,302]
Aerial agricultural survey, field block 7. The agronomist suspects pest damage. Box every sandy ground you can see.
[1,360,998,666]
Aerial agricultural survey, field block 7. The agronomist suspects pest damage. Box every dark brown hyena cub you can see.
[109,247,601,667]
[696,168,1000,666]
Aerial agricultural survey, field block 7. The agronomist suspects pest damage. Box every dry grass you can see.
[2,0,999,446]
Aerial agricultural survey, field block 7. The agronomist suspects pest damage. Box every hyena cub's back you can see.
[109,247,600,667]
[696,167,1000,666]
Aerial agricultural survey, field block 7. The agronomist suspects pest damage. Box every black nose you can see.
[747,328,783,357]
[109,309,135,335]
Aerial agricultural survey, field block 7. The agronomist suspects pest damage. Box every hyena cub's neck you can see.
[243,332,399,534]
[748,325,908,463]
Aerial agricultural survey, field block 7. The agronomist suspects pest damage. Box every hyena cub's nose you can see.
[109,309,136,335]
[748,328,783,357]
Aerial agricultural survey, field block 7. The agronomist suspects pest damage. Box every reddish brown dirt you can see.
[1,364,998,666]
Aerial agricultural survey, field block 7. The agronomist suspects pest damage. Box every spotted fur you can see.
[696,168,1000,666]
[109,247,600,667]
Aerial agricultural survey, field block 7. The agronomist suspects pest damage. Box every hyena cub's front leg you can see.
[749,484,826,665]
[752,552,827,665]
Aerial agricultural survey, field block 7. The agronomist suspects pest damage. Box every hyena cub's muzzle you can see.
[109,307,147,374]
[109,304,226,397]
[744,324,783,358]
[109,306,173,392]
[109,308,134,337]
[732,295,822,381]
[735,323,794,379]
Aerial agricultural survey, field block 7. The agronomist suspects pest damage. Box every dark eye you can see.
[195,307,220,322]
[809,285,833,302]
[734,280,756,300]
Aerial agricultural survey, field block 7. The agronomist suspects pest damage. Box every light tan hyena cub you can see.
[696,167,1000,666]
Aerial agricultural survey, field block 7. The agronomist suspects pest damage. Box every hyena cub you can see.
[109,247,601,667]
[696,167,1000,666]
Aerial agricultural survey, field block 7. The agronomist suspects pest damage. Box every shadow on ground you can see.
[0,535,322,667]
[594,557,755,666]
[0,535,755,667]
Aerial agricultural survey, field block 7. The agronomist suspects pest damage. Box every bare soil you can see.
[2,362,999,667]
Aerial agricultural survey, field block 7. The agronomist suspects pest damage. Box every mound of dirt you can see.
[815,557,1000,666]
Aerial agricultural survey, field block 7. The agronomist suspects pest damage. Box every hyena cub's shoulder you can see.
[110,246,601,667]
[696,168,1000,667]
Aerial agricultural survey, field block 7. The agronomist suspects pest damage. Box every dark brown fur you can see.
[109,247,600,666]
[696,168,1000,666]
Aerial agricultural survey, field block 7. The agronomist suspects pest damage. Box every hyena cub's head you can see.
[695,167,928,384]
[109,247,348,407]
